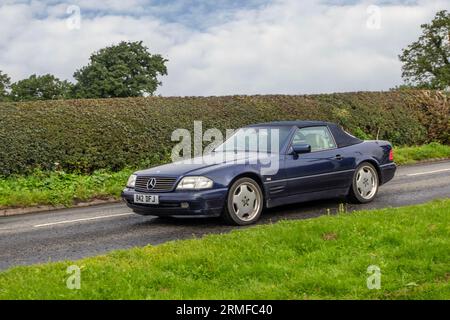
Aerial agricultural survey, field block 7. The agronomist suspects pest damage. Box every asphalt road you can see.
[1,160,449,271]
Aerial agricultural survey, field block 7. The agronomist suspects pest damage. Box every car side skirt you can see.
[266,187,349,208]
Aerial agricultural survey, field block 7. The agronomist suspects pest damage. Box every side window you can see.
[292,126,337,152]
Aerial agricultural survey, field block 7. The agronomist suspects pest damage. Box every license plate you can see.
[134,194,159,204]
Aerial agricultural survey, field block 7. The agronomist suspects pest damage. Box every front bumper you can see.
[121,187,227,217]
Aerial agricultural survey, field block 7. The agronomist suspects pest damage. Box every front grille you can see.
[135,176,177,192]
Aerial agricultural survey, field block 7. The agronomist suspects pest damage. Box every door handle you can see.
[335,154,343,160]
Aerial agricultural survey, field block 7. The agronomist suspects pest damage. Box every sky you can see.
[0,0,448,96]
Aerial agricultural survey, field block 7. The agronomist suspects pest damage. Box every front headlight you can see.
[126,174,137,188]
[176,176,213,190]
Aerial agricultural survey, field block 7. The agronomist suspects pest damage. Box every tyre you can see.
[348,162,379,203]
[222,177,263,225]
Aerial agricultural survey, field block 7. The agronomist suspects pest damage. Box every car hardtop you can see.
[246,120,333,129]
[245,120,363,148]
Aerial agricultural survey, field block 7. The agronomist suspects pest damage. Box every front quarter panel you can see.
[196,155,286,201]
[202,163,268,189]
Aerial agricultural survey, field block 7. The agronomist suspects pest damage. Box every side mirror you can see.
[292,143,311,154]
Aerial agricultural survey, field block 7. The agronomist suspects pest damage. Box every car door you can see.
[284,126,354,195]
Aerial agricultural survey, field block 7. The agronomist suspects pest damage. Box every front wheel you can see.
[222,177,263,225]
[348,162,379,203]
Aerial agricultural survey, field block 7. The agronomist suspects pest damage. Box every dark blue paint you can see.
[121,121,396,216]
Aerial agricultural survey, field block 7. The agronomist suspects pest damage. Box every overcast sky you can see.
[0,0,448,96]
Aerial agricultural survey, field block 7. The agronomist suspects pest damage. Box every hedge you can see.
[0,90,448,176]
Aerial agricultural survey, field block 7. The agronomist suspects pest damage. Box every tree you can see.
[0,71,11,101]
[399,10,450,90]
[10,74,73,101]
[73,41,168,98]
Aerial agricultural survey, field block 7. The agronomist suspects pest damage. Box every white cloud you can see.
[0,0,448,96]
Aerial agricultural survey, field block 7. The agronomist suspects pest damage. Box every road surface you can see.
[1,160,449,271]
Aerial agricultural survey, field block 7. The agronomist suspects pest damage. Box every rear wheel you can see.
[348,162,379,203]
[222,177,263,225]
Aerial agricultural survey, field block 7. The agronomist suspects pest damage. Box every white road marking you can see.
[33,212,134,228]
[406,168,450,177]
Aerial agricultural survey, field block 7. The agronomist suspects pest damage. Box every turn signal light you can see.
[181,202,189,209]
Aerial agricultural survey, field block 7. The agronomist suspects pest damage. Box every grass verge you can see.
[394,142,450,165]
[1,143,449,209]
[0,169,133,208]
[0,199,449,299]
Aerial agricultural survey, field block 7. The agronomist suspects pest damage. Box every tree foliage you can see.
[1,41,167,101]
[10,74,73,101]
[73,41,168,98]
[399,10,450,90]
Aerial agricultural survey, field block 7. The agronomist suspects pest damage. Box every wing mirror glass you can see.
[292,143,311,154]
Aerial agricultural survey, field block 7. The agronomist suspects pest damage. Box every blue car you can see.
[122,121,396,225]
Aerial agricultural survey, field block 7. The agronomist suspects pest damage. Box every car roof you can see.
[246,120,333,128]
[244,120,363,148]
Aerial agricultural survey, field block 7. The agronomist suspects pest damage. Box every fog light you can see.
[181,202,189,209]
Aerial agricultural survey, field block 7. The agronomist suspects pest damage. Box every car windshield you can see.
[214,126,292,153]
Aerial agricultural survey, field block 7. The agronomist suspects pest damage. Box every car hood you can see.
[135,152,275,177]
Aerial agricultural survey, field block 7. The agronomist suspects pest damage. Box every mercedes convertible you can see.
[122,121,396,225]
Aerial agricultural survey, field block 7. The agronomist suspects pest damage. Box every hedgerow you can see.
[0,90,448,176]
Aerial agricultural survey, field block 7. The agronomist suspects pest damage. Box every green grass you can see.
[394,142,450,165]
[1,143,449,209]
[0,199,449,299]
[0,169,133,208]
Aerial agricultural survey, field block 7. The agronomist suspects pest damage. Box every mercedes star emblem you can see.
[147,178,156,190]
